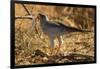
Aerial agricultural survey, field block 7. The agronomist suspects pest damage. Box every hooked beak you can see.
[35,15,40,22]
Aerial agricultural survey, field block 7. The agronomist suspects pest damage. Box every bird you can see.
[34,13,91,56]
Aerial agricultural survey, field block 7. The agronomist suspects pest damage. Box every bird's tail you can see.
[57,22,93,33]
[74,29,93,32]
[65,26,93,33]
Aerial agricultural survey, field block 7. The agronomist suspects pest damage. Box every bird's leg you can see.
[49,37,54,56]
[55,36,62,55]
[50,47,53,56]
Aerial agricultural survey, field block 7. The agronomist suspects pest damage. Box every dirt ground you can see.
[15,27,94,65]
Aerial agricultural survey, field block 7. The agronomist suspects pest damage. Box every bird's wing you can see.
[48,21,84,32]
[46,21,91,32]
[46,21,68,27]
[46,21,61,27]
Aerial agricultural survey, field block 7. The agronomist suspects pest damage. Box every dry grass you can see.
[15,3,95,65]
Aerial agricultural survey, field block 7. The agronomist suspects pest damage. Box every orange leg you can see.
[55,36,62,55]
[50,47,54,56]
[49,36,54,56]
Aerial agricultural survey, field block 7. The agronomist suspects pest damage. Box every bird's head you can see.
[36,13,48,23]
[38,13,46,18]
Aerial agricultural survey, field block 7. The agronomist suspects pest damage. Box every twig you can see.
[21,4,32,15]
[15,15,33,19]
[28,38,33,47]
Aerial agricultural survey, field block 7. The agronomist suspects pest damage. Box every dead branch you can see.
[15,4,34,20]
[21,4,32,15]
[15,15,33,19]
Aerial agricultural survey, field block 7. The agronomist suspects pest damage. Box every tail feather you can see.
[64,26,93,33]
[70,28,93,32]
[57,22,93,33]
